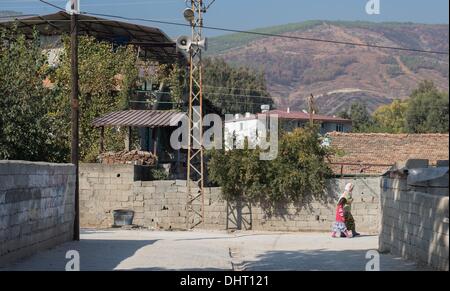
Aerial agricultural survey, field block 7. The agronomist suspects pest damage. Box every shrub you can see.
[207,126,333,211]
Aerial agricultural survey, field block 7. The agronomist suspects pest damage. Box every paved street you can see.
[1,229,428,271]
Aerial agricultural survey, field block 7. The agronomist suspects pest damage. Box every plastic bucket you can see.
[113,209,134,226]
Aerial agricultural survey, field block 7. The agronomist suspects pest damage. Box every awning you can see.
[0,11,185,64]
[92,110,185,128]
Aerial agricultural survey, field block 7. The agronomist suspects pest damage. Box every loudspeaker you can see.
[176,36,208,52]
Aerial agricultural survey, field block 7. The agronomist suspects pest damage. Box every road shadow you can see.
[240,249,424,271]
[2,239,157,271]
[128,267,230,271]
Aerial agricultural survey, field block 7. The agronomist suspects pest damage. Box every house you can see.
[224,108,352,149]
[1,12,186,169]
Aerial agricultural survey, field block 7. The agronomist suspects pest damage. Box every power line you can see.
[203,85,271,94]
[26,1,450,56]
[38,0,65,11]
[80,12,450,56]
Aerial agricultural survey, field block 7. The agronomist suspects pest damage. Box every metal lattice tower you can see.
[186,0,205,229]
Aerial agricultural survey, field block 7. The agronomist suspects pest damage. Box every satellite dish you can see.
[183,8,195,24]
[65,0,80,15]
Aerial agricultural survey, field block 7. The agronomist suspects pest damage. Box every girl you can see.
[331,197,352,238]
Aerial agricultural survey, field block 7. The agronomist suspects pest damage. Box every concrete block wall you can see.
[0,161,75,266]
[79,164,135,228]
[379,177,449,271]
[79,163,381,234]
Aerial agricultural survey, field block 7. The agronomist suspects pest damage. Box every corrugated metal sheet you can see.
[0,11,185,64]
[93,110,185,128]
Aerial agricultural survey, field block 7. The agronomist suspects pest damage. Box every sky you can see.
[0,0,449,38]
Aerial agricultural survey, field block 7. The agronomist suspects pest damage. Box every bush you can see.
[207,127,333,211]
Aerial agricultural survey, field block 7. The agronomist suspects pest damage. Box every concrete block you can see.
[436,160,449,167]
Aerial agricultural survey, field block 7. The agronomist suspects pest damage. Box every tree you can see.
[372,99,408,133]
[349,102,373,132]
[0,27,66,162]
[203,58,273,115]
[405,81,449,133]
[49,35,139,162]
[337,110,351,120]
[208,126,333,211]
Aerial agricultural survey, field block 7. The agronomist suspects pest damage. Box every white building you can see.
[225,108,352,149]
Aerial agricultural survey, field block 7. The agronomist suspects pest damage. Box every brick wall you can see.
[0,161,75,266]
[80,164,381,233]
[379,177,449,271]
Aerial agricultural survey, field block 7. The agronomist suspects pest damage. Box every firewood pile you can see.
[98,150,157,166]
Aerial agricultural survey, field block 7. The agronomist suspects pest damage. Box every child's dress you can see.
[332,203,348,235]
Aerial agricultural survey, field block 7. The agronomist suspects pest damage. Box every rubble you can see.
[98,150,157,166]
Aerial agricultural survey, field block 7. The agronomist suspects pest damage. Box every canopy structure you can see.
[92,110,185,153]
[0,11,185,63]
[93,110,185,128]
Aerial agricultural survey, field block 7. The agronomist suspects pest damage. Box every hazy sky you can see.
[1,0,449,37]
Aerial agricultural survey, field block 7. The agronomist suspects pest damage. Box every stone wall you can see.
[379,177,449,271]
[0,161,75,266]
[80,163,381,233]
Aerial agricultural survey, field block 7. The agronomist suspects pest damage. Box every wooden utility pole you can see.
[308,94,315,127]
[70,0,80,241]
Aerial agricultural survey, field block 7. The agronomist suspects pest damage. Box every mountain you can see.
[0,11,22,17]
[207,21,449,115]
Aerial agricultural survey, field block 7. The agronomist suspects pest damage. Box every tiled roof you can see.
[327,132,450,175]
[261,110,352,123]
[225,110,352,123]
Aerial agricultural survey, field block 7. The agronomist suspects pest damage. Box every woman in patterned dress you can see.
[340,183,360,237]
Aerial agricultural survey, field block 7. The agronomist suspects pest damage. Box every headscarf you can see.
[339,182,354,204]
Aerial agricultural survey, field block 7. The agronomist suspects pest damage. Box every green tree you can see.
[405,81,449,133]
[203,58,273,115]
[372,99,408,133]
[349,102,373,132]
[50,35,139,162]
[208,126,333,211]
[0,27,66,161]
[337,110,351,120]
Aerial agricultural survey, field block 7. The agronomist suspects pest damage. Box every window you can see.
[336,124,344,132]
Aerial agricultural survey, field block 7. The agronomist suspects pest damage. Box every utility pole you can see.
[308,94,315,127]
[185,0,209,229]
[70,0,80,241]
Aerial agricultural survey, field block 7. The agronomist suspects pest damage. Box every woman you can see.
[339,182,360,237]
[331,196,352,238]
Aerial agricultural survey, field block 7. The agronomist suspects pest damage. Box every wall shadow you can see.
[240,249,423,271]
[2,239,157,271]
[225,179,340,229]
